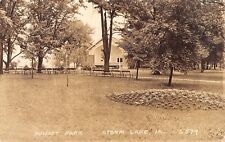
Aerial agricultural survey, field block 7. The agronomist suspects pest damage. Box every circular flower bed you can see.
[107,89,225,110]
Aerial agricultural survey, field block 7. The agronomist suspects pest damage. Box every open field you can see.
[0,71,224,142]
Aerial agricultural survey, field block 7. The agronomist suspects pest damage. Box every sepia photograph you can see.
[0,0,225,141]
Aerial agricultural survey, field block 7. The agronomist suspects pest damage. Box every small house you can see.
[85,39,128,69]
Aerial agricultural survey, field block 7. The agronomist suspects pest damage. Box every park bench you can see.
[121,70,133,78]
[68,68,76,74]
[41,68,62,74]
[23,68,33,75]
[45,68,53,74]
[54,68,65,74]
[110,70,122,77]
[92,69,104,76]
[8,69,15,74]
[14,68,23,74]
[102,71,111,76]
[13,68,33,75]
[81,68,92,75]
[92,69,112,77]
[4,70,9,74]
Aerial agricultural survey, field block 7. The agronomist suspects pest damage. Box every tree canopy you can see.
[24,0,83,72]
[53,20,93,68]
[119,0,225,85]
[2,0,28,70]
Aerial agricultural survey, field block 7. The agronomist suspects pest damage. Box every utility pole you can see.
[0,40,3,74]
[65,43,71,87]
[66,51,69,87]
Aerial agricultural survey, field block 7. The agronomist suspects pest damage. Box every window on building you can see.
[117,58,123,63]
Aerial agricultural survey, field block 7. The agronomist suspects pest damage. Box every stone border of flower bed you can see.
[107,89,225,110]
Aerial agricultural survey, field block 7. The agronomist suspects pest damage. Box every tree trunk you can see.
[5,37,13,71]
[100,7,108,72]
[219,61,222,70]
[206,62,209,70]
[197,63,200,70]
[0,40,3,74]
[104,55,110,72]
[213,62,216,70]
[37,56,43,73]
[100,7,105,47]
[0,0,6,74]
[136,67,139,80]
[201,60,205,73]
[5,60,10,71]
[168,67,174,86]
[103,12,110,72]
[100,7,114,72]
[136,60,140,80]
[107,10,115,71]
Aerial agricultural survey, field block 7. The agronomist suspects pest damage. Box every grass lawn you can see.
[131,69,224,82]
[0,71,224,142]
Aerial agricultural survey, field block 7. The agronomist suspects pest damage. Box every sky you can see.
[77,2,102,42]
[77,2,124,42]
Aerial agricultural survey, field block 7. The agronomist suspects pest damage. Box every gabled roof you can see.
[87,39,103,51]
[87,38,120,51]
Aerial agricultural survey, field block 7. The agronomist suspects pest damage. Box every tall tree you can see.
[3,0,28,71]
[88,0,122,71]
[25,0,82,73]
[119,0,224,86]
[0,0,12,74]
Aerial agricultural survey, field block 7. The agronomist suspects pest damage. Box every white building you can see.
[85,39,128,69]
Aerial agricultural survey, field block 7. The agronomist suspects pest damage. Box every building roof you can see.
[87,38,120,51]
[87,39,103,51]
